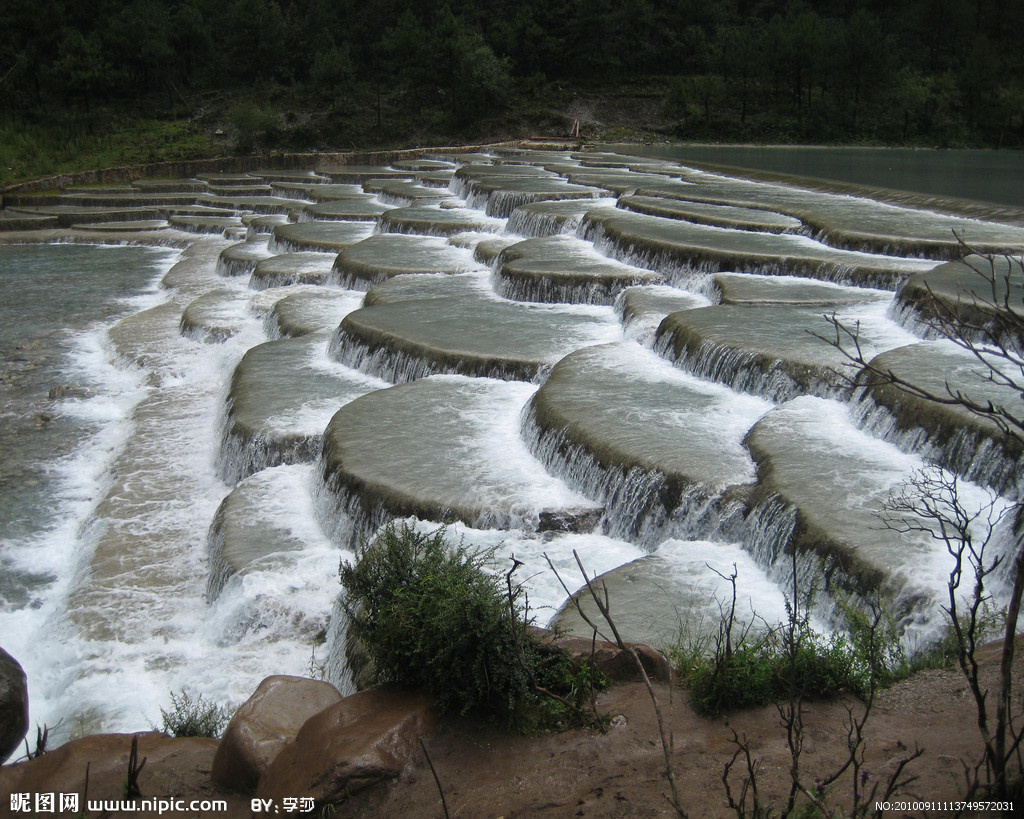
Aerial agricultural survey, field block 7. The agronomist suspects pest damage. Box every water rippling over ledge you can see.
[0,143,1021,735]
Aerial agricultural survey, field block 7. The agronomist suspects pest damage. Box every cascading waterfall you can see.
[490,268,623,306]
[322,595,358,696]
[312,436,570,555]
[483,190,548,219]
[456,187,494,214]
[214,240,273,278]
[653,333,827,403]
[579,215,713,283]
[738,493,860,630]
[328,330,444,384]
[0,241,361,733]
[581,212,933,291]
[327,327,550,384]
[267,235,298,253]
[246,218,290,239]
[801,226,962,260]
[520,401,744,547]
[851,392,1023,496]
[216,410,323,485]
[205,500,239,600]
[887,296,941,339]
[741,485,1022,650]
[505,207,573,238]
[375,190,422,208]
[327,268,384,292]
[3,146,1022,738]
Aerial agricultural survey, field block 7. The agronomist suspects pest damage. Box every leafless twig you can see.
[546,550,687,817]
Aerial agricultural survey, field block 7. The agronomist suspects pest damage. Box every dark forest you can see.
[2,0,1022,180]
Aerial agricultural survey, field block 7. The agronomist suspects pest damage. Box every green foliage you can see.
[340,523,602,730]
[227,103,281,154]
[377,7,512,126]
[159,690,231,738]
[311,43,355,90]
[49,28,113,105]
[892,628,960,678]
[674,596,905,718]
[680,631,865,718]
[0,0,1022,148]
[838,595,905,688]
[0,117,219,187]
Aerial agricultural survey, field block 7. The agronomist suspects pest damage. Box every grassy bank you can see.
[4,77,1018,191]
[0,114,226,188]
[0,81,742,188]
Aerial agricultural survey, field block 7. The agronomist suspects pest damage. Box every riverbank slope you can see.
[1,640,1019,817]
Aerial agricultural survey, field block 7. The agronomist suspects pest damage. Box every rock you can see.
[0,647,28,763]
[345,628,377,693]
[494,235,662,304]
[220,334,376,485]
[619,194,802,233]
[897,255,1024,334]
[317,377,602,548]
[533,628,673,684]
[526,341,765,542]
[212,675,343,793]
[654,303,863,402]
[859,342,1024,494]
[579,205,923,288]
[0,732,243,814]
[537,507,603,534]
[547,547,785,654]
[256,689,435,805]
[332,271,619,383]
[743,396,961,635]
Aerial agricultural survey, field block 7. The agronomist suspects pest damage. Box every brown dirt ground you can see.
[342,641,1021,818]
[2,642,1019,818]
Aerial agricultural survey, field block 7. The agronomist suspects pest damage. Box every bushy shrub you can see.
[159,690,231,738]
[340,523,601,729]
[684,642,775,715]
[681,628,874,718]
[674,595,909,719]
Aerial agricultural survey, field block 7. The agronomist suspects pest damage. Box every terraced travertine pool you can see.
[0,146,1021,734]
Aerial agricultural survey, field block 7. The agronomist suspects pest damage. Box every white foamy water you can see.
[0,249,184,735]
[205,463,348,692]
[748,395,1016,643]
[829,298,922,356]
[441,375,601,516]
[655,538,797,631]
[401,518,646,625]
[3,150,1020,747]
[0,246,348,739]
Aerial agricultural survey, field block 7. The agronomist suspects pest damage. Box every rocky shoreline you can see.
[0,634,671,816]
[2,639,1019,817]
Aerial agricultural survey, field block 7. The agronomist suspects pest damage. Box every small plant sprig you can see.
[19,720,61,761]
[158,690,230,739]
[122,735,146,799]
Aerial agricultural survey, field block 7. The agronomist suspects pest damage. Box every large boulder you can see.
[256,688,435,805]
[212,675,343,793]
[0,732,249,816]
[532,628,673,684]
[0,648,28,763]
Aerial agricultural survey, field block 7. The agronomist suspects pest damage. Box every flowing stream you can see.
[0,147,1021,740]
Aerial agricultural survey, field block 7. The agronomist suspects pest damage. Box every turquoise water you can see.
[611,144,1024,208]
